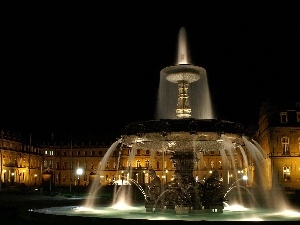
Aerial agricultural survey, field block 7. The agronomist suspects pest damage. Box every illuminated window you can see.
[203,160,207,169]
[283,166,291,181]
[210,160,214,169]
[145,172,149,184]
[280,112,288,123]
[136,160,141,167]
[281,136,290,155]
[235,159,239,169]
[164,161,167,169]
[145,160,149,168]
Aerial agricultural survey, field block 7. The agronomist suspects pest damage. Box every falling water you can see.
[112,143,137,205]
[220,134,245,204]
[227,136,290,209]
[83,138,122,208]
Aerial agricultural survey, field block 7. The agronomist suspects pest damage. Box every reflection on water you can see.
[32,204,300,221]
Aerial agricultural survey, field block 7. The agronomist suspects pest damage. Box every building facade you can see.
[255,99,300,191]
[1,100,300,192]
[0,131,42,190]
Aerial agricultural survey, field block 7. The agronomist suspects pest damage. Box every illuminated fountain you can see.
[29,27,300,221]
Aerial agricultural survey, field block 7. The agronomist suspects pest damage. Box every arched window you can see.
[145,160,149,168]
[210,160,214,169]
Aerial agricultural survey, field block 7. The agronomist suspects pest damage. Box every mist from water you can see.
[155,27,215,120]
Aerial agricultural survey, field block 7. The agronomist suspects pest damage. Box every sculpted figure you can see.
[147,169,161,202]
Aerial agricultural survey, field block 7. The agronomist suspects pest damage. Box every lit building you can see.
[0,131,43,189]
[255,99,300,191]
[1,100,300,192]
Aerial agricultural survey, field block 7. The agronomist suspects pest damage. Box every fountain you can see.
[28,27,300,222]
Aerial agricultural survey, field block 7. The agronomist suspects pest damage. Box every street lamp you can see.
[165,170,168,183]
[34,174,37,185]
[76,168,83,186]
[76,168,83,196]
[11,172,15,186]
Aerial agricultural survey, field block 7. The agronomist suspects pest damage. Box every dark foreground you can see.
[1,189,300,225]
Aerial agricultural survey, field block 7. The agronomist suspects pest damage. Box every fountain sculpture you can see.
[29,27,300,222]
[120,27,248,214]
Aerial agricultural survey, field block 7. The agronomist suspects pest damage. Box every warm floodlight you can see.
[77,168,83,175]
[242,175,248,180]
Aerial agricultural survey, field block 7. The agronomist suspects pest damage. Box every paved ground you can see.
[0,193,85,225]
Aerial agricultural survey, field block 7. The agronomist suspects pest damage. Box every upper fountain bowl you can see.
[160,64,205,83]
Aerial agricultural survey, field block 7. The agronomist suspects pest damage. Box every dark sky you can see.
[1,2,300,142]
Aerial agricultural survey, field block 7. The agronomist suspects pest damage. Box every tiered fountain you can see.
[29,27,300,222]
[120,27,250,214]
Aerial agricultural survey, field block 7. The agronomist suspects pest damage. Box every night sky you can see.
[1,2,300,143]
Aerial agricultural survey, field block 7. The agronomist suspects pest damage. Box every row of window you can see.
[44,158,242,171]
[280,111,300,123]
[43,149,224,157]
[280,136,300,155]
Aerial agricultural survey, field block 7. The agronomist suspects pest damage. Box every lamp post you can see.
[165,170,168,184]
[34,174,37,185]
[76,168,83,186]
[76,168,83,195]
[11,172,15,186]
